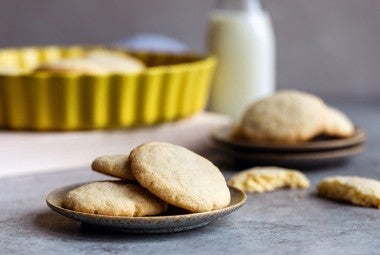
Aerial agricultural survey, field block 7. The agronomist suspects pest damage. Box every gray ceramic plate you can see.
[46,183,246,233]
[212,125,366,153]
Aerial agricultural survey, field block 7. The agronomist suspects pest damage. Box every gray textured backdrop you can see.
[1,0,379,99]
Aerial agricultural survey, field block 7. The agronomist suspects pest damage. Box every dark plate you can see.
[217,143,365,168]
[211,125,366,153]
[46,183,246,234]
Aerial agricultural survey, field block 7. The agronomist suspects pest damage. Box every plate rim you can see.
[46,182,247,223]
[211,125,366,152]
[219,143,365,161]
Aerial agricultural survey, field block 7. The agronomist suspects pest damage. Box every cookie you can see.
[323,106,355,138]
[63,181,168,216]
[317,176,380,209]
[34,50,145,75]
[236,90,328,143]
[0,66,21,75]
[129,142,231,213]
[228,167,310,193]
[35,58,108,74]
[86,50,145,73]
[91,154,135,180]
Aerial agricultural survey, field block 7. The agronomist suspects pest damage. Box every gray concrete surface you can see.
[1,99,379,255]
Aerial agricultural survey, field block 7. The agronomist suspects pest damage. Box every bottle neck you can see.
[216,0,262,13]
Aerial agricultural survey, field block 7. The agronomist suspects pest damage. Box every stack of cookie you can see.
[63,142,231,217]
[212,90,365,167]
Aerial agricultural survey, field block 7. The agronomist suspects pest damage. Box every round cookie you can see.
[323,106,354,138]
[129,142,231,213]
[0,66,21,75]
[86,51,145,73]
[91,154,135,180]
[35,58,108,74]
[237,90,328,143]
[63,181,168,216]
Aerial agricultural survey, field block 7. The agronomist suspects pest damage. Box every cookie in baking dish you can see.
[34,50,145,74]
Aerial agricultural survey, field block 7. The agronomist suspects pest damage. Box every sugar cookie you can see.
[324,107,355,138]
[129,142,231,213]
[91,154,135,180]
[317,176,380,209]
[236,90,328,143]
[63,181,168,216]
[228,167,310,193]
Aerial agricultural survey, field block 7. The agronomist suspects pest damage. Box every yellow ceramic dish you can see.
[0,46,215,130]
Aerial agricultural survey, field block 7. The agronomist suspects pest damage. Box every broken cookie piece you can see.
[317,176,380,209]
[228,167,310,193]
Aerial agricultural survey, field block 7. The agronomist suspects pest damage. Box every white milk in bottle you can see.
[208,0,275,121]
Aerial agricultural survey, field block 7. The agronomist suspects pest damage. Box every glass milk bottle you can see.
[208,0,275,121]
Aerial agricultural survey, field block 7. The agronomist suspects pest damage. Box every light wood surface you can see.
[0,112,230,178]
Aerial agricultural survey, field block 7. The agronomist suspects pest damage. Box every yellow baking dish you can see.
[0,46,215,130]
